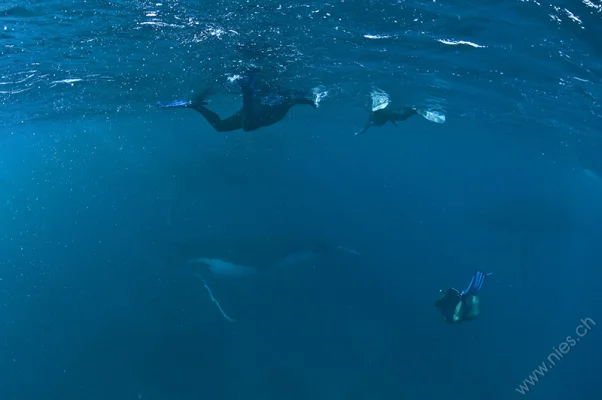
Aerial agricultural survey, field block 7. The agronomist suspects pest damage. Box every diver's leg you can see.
[468,295,480,319]
[192,106,243,132]
[453,301,464,323]
[157,99,241,132]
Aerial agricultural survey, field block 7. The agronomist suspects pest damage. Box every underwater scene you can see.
[1,1,601,399]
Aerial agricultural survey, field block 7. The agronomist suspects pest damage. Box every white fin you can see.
[189,257,257,278]
[418,109,446,123]
[370,88,390,111]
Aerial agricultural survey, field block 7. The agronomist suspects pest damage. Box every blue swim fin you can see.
[461,271,492,297]
[157,100,193,108]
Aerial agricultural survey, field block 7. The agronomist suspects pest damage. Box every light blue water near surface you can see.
[1,1,602,400]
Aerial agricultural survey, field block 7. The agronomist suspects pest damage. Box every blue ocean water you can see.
[1,0,601,399]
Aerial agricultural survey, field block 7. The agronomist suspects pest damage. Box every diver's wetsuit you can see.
[158,76,316,132]
[434,289,480,324]
[434,271,492,324]
[356,105,418,135]
[434,288,463,324]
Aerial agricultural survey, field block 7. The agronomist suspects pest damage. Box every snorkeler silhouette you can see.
[434,271,492,324]
[157,75,317,132]
[355,103,418,136]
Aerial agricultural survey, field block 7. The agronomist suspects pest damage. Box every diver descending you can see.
[355,103,418,136]
[434,271,493,324]
[157,75,317,132]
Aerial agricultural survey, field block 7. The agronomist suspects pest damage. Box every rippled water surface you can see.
[1,0,601,134]
[2,3,602,400]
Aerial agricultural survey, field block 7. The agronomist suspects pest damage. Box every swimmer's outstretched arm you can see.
[292,97,318,108]
[355,121,371,136]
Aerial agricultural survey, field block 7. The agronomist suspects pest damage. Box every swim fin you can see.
[461,271,492,297]
[157,100,193,108]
